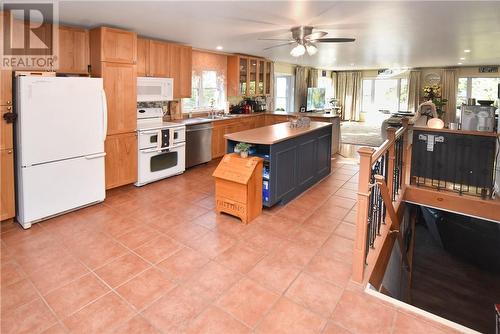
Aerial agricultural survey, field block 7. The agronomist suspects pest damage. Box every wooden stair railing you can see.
[352,119,410,284]
[374,175,409,269]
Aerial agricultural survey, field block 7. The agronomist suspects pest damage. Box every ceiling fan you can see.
[260,26,355,57]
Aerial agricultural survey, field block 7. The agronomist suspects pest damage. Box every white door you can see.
[17,77,106,166]
[16,155,105,227]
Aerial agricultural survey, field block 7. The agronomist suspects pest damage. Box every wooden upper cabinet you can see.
[57,25,89,74]
[137,38,150,77]
[178,46,192,98]
[0,70,12,106]
[149,40,171,77]
[90,27,137,64]
[227,55,271,97]
[101,62,137,135]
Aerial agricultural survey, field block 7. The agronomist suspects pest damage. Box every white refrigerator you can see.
[16,76,107,229]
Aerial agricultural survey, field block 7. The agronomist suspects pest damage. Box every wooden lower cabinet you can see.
[104,132,137,189]
[1,149,15,221]
[1,105,13,150]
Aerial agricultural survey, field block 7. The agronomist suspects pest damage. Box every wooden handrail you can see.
[352,118,410,284]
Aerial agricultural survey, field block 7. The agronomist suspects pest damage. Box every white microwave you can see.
[137,77,173,102]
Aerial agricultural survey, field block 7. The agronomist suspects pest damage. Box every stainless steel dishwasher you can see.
[186,122,213,168]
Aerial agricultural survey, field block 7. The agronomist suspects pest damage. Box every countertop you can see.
[224,121,333,145]
[171,111,339,126]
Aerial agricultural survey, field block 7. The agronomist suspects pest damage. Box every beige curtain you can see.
[308,68,319,88]
[331,71,337,98]
[337,71,362,121]
[294,66,309,112]
[407,70,421,113]
[441,69,457,124]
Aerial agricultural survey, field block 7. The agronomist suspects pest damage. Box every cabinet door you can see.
[257,60,265,95]
[149,40,171,77]
[265,61,272,95]
[98,27,137,64]
[178,46,192,98]
[169,44,182,97]
[1,148,15,220]
[137,38,150,77]
[104,132,137,189]
[1,105,13,150]
[0,70,12,106]
[255,115,266,128]
[239,57,248,96]
[102,63,137,135]
[211,125,226,158]
[248,58,257,96]
[57,26,89,74]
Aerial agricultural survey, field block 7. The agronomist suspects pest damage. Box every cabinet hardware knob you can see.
[8,150,12,154]
[7,106,12,110]
[7,101,11,105]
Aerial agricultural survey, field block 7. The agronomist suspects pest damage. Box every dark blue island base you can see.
[226,122,333,207]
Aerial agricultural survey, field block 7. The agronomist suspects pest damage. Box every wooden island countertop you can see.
[224,121,332,145]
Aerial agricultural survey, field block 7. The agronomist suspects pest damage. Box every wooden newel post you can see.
[386,127,397,201]
[352,146,375,283]
[401,118,411,188]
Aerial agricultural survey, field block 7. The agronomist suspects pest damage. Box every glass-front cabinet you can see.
[239,57,248,96]
[228,55,273,97]
[257,59,265,95]
[265,61,272,95]
[248,58,257,96]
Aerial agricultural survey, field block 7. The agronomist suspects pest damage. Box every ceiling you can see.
[58,1,500,70]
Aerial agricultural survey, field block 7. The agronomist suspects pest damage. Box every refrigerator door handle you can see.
[85,152,106,160]
[101,89,108,141]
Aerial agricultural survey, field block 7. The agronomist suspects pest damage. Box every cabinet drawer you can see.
[215,179,247,203]
[215,196,247,218]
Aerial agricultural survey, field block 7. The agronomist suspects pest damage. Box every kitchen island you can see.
[225,121,333,207]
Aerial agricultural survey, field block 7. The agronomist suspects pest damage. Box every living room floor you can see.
[1,155,460,334]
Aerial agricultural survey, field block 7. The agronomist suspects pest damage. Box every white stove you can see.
[135,107,186,186]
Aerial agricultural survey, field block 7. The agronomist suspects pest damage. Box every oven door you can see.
[136,144,185,186]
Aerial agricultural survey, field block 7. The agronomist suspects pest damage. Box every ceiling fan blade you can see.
[258,38,294,41]
[314,38,356,43]
[263,42,295,51]
[304,31,327,40]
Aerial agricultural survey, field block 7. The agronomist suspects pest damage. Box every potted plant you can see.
[235,142,251,158]
[423,84,448,119]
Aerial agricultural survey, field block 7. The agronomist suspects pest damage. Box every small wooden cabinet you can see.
[98,62,137,135]
[138,38,192,98]
[57,25,89,74]
[104,132,137,189]
[90,27,137,65]
[0,148,15,221]
[228,55,273,97]
[213,154,263,224]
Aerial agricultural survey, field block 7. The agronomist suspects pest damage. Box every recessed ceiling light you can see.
[458,62,463,65]
[464,49,471,53]
[460,57,465,60]
[216,46,223,50]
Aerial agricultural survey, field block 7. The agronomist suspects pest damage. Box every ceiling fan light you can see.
[290,44,305,57]
[306,44,318,56]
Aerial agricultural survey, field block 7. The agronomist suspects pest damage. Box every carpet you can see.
[341,121,384,147]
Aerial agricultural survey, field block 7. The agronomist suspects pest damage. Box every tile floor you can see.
[1,155,460,334]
